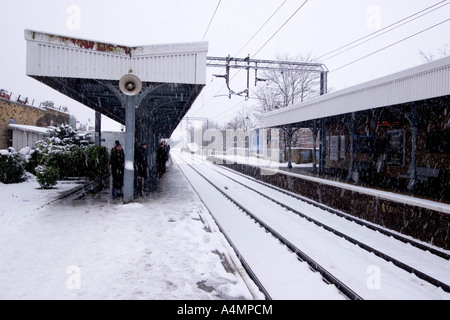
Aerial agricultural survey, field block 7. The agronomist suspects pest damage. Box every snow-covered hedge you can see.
[0,148,26,184]
[33,124,109,180]
[1,125,109,185]
[35,142,109,180]
[44,124,92,146]
[35,165,59,189]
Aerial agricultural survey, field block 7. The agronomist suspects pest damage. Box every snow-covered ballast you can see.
[264,56,450,203]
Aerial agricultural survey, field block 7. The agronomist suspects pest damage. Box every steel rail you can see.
[175,155,272,300]
[176,153,362,300]
[197,159,450,293]
[217,163,450,260]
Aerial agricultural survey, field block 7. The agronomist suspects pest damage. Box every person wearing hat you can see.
[110,140,124,198]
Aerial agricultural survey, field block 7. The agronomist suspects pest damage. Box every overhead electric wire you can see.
[210,101,261,124]
[234,0,289,57]
[209,99,247,122]
[194,1,449,123]
[192,0,293,117]
[212,13,450,121]
[209,81,275,122]
[198,0,310,114]
[203,0,222,40]
[252,0,309,58]
[188,0,222,117]
[317,0,449,61]
[331,18,450,73]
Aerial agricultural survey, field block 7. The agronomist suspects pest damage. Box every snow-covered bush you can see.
[32,124,107,180]
[85,145,109,179]
[36,145,109,179]
[35,165,59,189]
[34,141,109,180]
[0,149,26,184]
[3,124,107,185]
[40,145,73,178]
[44,124,91,146]
[23,148,40,175]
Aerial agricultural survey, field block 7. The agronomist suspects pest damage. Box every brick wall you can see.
[0,98,70,149]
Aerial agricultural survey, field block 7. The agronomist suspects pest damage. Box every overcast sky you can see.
[0,0,448,131]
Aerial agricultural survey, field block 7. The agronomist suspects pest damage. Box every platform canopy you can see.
[264,55,450,128]
[25,29,208,138]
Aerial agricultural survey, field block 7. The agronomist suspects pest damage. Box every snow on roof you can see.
[8,124,49,134]
[265,55,450,127]
[25,29,209,85]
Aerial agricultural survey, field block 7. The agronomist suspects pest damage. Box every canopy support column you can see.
[123,95,137,203]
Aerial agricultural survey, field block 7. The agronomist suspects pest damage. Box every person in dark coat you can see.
[136,142,148,195]
[110,140,124,198]
[164,142,170,164]
[156,141,167,177]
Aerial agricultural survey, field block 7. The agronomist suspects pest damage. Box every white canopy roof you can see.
[25,30,208,85]
[24,30,209,138]
[265,55,450,127]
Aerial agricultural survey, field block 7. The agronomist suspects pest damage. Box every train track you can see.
[174,152,450,300]
[42,174,111,208]
[218,164,450,260]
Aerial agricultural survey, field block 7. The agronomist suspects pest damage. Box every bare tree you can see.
[419,43,449,62]
[204,119,224,131]
[252,86,282,126]
[225,108,255,131]
[253,53,322,127]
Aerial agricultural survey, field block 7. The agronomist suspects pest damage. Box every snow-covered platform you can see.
[0,161,261,300]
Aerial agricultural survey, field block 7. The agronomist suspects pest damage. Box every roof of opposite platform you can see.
[264,55,450,128]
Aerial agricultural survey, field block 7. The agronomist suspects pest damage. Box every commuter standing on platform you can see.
[157,141,167,177]
[136,142,149,195]
[164,141,171,168]
[110,140,125,199]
